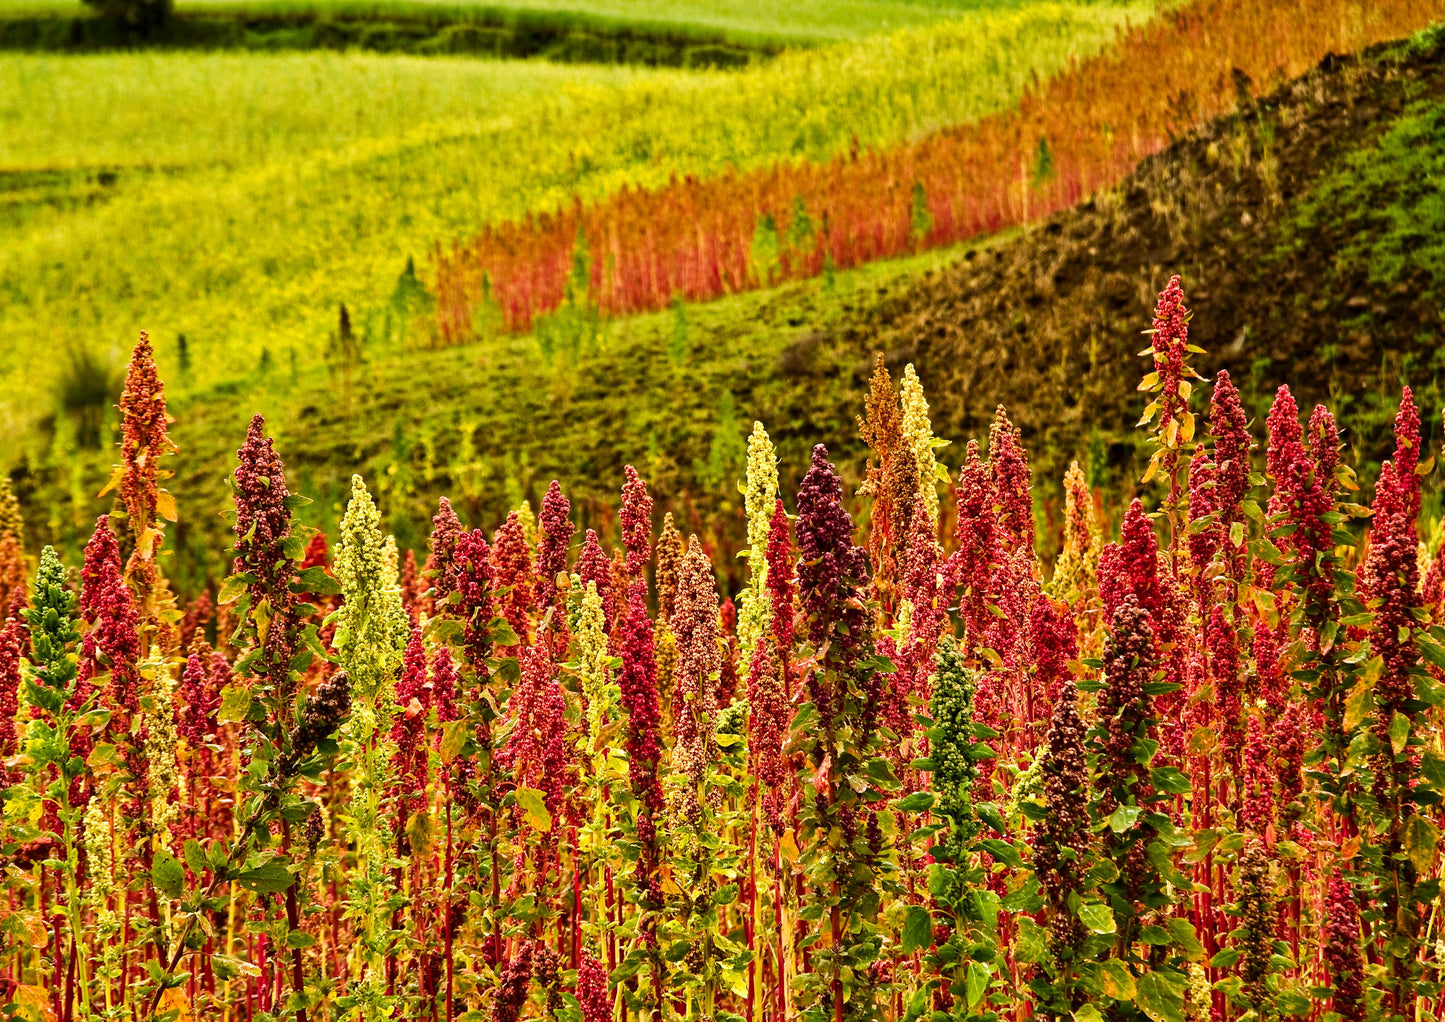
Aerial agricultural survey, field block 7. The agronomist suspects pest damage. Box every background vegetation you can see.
[0,0,1158,448]
[0,0,1044,46]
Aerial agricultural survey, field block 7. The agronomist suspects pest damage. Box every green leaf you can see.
[489,620,520,647]
[1389,711,1411,755]
[514,787,552,833]
[1079,902,1115,934]
[901,905,933,954]
[902,987,930,1022]
[1418,635,1445,672]
[1420,751,1445,790]
[865,757,902,791]
[1135,970,1187,1022]
[713,884,739,906]
[74,708,111,730]
[965,961,990,1008]
[1209,948,1242,969]
[217,574,251,605]
[439,719,471,763]
[1147,840,1192,889]
[895,791,935,814]
[1074,1006,1105,1022]
[1404,814,1438,873]
[292,566,341,597]
[972,802,1005,834]
[971,888,1001,933]
[279,800,317,824]
[1165,917,1204,959]
[1099,959,1135,999]
[609,949,646,983]
[217,685,253,726]
[234,862,294,894]
[1109,804,1143,833]
[978,838,1021,868]
[1185,512,1217,535]
[183,839,207,877]
[151,851,185,900]
[1149,766,1191,795]
[1275,989,1312,1016]
[664,940,692,963]
[425,617,465,644]
[1013,917,1049,965]
[286,930,317,949]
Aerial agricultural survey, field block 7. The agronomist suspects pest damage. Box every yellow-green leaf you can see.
[1404,814,1438,873]
[217,685,253,727]
[1342,679,1373,734]
[439,720,471,763]
[1100,959,1135,999]
[1079,902,1115,934]
[515,787,552,833]
[1389,711,1411,755]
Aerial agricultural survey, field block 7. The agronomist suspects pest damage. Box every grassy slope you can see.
[30,242,979,587]
[0,0,1064,46]
[20,26,1444,589]
[0,2,1158,443]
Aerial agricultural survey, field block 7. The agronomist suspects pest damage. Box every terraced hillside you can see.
[849,28,1445,505]
[16,24,1445,589]
[0,1,1159,445]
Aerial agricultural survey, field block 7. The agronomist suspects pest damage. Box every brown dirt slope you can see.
[839,29,1445,494]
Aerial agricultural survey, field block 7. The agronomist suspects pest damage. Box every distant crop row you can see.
[3,276,1445,1022]
[433,0,1445,340]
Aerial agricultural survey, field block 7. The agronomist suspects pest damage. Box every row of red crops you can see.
[431,0,1445,341]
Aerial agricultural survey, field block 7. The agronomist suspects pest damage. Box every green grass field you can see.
[0,1,1160,456]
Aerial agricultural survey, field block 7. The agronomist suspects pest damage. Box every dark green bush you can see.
[82,0,173,29]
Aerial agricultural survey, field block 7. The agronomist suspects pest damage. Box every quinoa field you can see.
[4,2,1445,1022]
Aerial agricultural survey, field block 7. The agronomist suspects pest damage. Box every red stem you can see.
[445,779,455,1022]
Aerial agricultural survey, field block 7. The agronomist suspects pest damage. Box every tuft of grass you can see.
[56,347,122,449]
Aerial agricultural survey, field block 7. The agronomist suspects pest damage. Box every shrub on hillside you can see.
[82,0,172,29]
